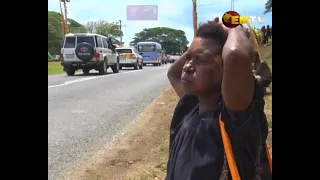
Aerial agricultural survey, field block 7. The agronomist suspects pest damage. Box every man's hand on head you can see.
[208,17,255,112]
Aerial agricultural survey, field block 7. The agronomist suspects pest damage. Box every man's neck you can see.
[198,94,220,114]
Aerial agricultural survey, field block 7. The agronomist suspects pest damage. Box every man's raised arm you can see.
[167,53,187,98]
[221,27,254,111]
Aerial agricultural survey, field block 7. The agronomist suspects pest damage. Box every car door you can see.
[107,38,117,63]
[102,37,112,63]
[102,37,111,62]
[134,48,142,64]
[61,36,78,62]
[95,36,104,61]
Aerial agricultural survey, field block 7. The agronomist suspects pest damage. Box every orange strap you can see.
[265,143,272,173]
[218,114,272,180]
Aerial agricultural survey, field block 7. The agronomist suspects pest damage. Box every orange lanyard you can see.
[218,114,272,180]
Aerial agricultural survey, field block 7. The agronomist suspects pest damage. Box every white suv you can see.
[60,33,120,76]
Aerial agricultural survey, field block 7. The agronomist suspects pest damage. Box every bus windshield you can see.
[138,45,156,52]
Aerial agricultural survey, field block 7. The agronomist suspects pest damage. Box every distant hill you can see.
[48,11,86,55]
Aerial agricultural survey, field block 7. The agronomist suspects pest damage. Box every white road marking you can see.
[48,65,170,89]
[48,70,142,89]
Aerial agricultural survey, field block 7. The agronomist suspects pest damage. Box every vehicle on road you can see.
[60,33,120,76]
[136,42,162,66]
[161,51,168,64]
[52,55,60,61]
[48,52,53,62]
[169,53,180,63]
[162,54,169,64]
[116,47,143,70]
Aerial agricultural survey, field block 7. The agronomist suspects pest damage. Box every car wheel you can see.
[111,59,120,73]
[66,67,75,76]
[98,61,107,75]
[82,68,90,74]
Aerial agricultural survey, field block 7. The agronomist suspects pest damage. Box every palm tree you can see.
[264,0,272,14]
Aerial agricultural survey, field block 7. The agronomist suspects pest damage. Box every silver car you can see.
[116,47,143,70]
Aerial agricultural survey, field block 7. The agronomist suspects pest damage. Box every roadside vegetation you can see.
[48,62,64,75]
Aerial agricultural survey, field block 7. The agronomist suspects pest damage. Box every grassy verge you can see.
[48,61,63,75]
[260,44,272,128]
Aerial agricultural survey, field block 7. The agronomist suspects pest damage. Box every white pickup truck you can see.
[168,54,180,63]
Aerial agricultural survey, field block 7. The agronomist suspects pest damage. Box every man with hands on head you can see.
[165,17,271,180]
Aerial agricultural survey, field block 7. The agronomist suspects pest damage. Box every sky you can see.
[48,0,272,46]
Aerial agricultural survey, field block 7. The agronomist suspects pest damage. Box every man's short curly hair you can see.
[195,22,227,53]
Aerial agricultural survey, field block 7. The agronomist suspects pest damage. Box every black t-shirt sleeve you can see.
[220,80,265,131]
[219,79,269,149]
[219,81,270,179]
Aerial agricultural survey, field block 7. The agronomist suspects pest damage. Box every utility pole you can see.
[59,0,65,39]
[119,20,122,45]
[116,20,125,46]
[62,0,69,33]
[192,0,198,37]
[59,0,70,38]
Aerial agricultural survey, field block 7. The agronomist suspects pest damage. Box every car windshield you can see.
[138,45,155,52]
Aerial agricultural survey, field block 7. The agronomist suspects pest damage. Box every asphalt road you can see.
[48,65,171,180]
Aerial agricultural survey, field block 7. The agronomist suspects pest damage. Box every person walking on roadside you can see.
[261,26,266,45]
[265,25,271,44]
[166,17,272,180]
[252,51,272,94]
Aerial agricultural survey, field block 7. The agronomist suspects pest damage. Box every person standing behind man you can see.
[261,26,266,44]
[252,51,272,94]
[266,25,271,44]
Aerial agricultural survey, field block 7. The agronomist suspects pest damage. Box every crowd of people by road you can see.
[165,17,272,180]
[261,25,272,45]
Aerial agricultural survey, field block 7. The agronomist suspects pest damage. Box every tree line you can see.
[48,11,123,55]
[48,11,189,55]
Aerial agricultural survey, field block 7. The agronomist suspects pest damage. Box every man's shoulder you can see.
[175,94,199,113]
[169,95,199,136]
[260,60,268,66]
[220,81,265,128]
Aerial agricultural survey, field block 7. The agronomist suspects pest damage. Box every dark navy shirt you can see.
[166,82,271,180]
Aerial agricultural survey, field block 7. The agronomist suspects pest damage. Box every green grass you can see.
[48,61,64,75]
[260,42,272,128]
[155,138,169,172]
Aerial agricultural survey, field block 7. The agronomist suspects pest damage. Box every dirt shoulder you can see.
[75,88,178,180]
